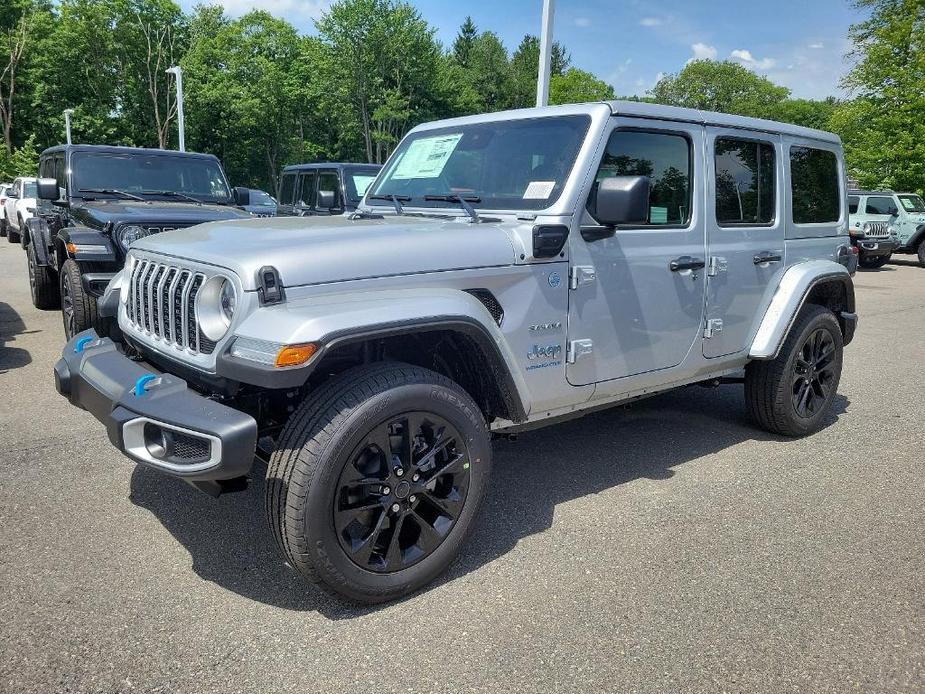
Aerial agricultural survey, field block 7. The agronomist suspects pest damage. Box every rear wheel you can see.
[0,218,7,237]
[858,253,890,269]
[7,219,19,243]
[265,362,491,604]
[745,304,843,437]
[27,242,60,309]
[917,239,925,267]
[59,259,98,338]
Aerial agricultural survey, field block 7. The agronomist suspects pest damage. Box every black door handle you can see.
[670,256,706,272]
[753,251,783,264]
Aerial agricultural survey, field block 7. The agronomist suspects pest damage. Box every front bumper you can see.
[54,330,258,489]
[854,238,899,258]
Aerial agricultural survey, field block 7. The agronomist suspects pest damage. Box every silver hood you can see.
[131,215,518,290]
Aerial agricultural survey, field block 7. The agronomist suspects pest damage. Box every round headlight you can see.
[862,222,871,233]
[117,225,148,250]
[196,276,235,341]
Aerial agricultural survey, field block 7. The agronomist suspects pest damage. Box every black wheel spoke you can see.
[421,488,464,520]
[351,509,387,565]
[384,515,406,571]
[410,511,446,554]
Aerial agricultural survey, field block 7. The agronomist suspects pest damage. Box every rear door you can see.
[295,170,316,215]
[703,128,785,358]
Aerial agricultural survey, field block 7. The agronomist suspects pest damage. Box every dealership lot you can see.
[1,240,922,693]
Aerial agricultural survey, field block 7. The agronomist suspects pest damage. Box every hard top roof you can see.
[40,143,219,159]
[848,189,899,196]
[282,162,382,172]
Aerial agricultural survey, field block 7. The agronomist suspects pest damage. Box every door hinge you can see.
[707,256,728,277]
[566,339,594,364]
[703,319,724,339]
[569,265,596,290]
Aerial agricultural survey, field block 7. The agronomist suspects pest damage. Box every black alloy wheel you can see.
[334,412,471,573]
[791,328,838,419]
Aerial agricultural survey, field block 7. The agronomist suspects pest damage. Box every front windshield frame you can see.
[366,114,592,213]
[898,194,925,213]
[70,151,233,203]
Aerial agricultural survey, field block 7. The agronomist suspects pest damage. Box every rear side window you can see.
[296,171,316,207]
[790,146,840,224]
[714,137,776,225]
[865,196,896,215]
[591,130,692,226]
[848,196,859,214]
[279,173,295,205]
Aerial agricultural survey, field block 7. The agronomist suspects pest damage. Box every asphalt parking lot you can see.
[1,240,923,693]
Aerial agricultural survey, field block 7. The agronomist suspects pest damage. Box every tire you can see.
[745,304,843,437]
[59,259,98,339]
[0,218,7,237]
[7,221,19,244]
[858,253,890,269]
[918,239,925,267]
[265,362,491,604]
[27,242,60,309]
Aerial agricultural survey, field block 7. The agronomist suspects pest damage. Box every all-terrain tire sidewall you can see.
[0,218,6,236]
[268,364,492,603]
[745,305,843,437]
[59,259,97,338]
[28,242,60,309]
[918,239,925,267]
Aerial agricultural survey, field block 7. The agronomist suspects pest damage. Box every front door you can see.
[567,119,707,386]
[277,172,297,216]
[703,128,785,358]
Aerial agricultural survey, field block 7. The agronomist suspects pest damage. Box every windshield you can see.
[72,152,231,202]
[368,115,591,211]
[898,194,925,213]
[250,190,275,206]
[345,168,380,203]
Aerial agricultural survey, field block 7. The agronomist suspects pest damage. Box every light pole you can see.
[166,66,185,151]
[536,0,555,107]
[63,108,74,145]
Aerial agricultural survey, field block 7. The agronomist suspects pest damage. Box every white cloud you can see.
[221,0,330,20]
[689,42,718,62]
[809,42,824,49]
[574,17,592,28]
[730,48,777,71]
[640,17,663,27]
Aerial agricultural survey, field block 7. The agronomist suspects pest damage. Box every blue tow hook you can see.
[133,374,160,397]
[74,336,95,353]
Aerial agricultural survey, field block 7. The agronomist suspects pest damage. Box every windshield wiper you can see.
[423,194,481,223]
[78,188,145,202]
[368,193,411,215]
[141,190,203,205]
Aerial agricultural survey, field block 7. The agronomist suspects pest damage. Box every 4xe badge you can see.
[547,272,562,289]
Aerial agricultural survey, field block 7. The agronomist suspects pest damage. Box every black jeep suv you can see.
[24,145,250,338]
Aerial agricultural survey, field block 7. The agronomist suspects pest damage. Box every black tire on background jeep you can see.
[265,362,491,604]
[917,239,925,267]
[27,241,60,309]
[6,221,19,244]
[858,253,890,269]
[0,217,7,237]
[59,259,98,339]
[744,304,844,437]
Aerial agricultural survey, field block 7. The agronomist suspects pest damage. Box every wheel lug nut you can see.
[391,503,401,513]
[408,495,417,504]
[412,473,420,482]
[381,486,390,495]
[394,467,404,477]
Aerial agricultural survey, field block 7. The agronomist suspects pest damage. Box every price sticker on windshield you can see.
[391,133,463,180]
[523,181,556,200]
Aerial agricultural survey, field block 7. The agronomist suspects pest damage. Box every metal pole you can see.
[167,66,185,151]
[536,0,555,107]
[64,109,74,145]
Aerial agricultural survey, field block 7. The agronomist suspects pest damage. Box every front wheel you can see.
[858,253,890,269]
[59,259,98,339]
[745,304,843,437]
[265,362,491,604]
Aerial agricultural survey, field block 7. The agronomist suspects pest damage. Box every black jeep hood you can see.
[69,200,250,228]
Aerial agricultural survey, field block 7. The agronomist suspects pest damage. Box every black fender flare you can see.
[24,217,52,265]
[907,224,925,251]
[56,227,118,265]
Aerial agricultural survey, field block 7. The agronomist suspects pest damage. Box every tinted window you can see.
[250,190,274,206]
[714,138,776,225]
[345,169,380,203]
[866,196,896,215]
[54,155,66,196]
[279,173,295,205]
[296,172,316,207]
[371,116,590,211]
[590,130,692,226]
[790,146,840,224]
[848,196,859,214]
[317,171,341,208]
[71,152,231,201]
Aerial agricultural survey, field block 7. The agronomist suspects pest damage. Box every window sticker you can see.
[523,181,556,200]
[391,133,463,180]
[351,175,377,196]
[649,206,668,224]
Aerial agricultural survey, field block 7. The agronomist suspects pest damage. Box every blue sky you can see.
[179,0,865,99]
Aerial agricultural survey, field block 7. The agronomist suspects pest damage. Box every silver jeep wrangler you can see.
[54,101,857,603]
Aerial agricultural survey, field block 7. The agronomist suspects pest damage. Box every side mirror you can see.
[232,187,251,207]
[592,176,651,227]
[888,207,899,216]
[37,177,59,200]
[317,190,336,210]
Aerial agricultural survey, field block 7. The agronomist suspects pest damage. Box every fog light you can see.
[143,422,168,459]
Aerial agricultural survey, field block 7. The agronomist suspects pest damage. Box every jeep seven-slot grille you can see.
[865,222,891,239]
[127,260,215,354]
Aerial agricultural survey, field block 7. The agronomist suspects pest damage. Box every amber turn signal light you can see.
[274,343,317,368]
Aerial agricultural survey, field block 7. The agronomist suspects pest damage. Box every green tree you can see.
[452,16,477,68]
[549,68,614,105]
[508,34,569,108]
[650,60,790,117]
[0,132,38,178]
[462,31,511,111]
[769,97,838,131]
[834,0,925,193]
